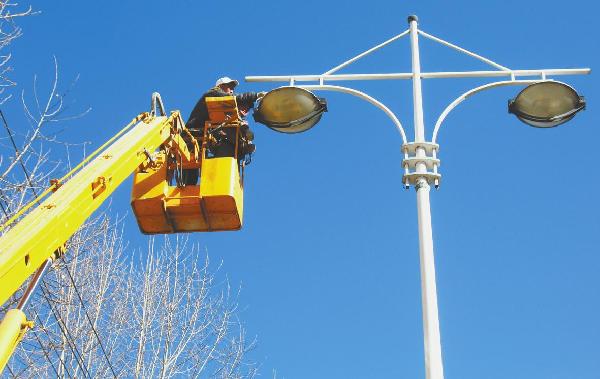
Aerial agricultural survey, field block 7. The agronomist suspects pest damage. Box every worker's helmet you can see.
[215,77,239,88]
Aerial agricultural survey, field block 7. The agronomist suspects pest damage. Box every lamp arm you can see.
[300,84,408,144]
[431,80,542,144]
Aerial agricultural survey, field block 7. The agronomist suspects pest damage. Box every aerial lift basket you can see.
[131,96,244,233]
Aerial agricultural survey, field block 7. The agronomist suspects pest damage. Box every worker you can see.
[186,77,263,142]
[182,77,264,184]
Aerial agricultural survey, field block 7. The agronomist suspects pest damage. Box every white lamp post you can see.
[246,15,590,379]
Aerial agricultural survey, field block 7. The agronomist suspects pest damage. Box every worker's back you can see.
[186,86,227,135]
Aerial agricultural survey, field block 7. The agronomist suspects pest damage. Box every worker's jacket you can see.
[185,87,259,132]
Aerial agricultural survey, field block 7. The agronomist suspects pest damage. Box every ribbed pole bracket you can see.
[402,142,441,189]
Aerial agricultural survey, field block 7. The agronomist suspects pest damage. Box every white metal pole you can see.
[408,15,445,379]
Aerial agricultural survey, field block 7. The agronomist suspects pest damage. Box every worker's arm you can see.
[204,88,260,108]
[186,89,260,131]
[205,87,260,109]
[235,92,260,110]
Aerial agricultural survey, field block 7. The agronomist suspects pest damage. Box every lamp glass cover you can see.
[510,81,584,128]
[253,87,327,133]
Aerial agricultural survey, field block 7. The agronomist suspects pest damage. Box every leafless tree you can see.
[0,1,35,105]
[6,216,258,378]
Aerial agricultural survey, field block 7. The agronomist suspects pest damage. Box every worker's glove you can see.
[242,142,256,155]
[244,128,255,141]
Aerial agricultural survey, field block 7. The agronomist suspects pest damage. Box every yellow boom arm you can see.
[0,110,182,369]
[0,112,176,305]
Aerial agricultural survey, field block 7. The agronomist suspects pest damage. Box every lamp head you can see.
[508,81,585,128]
[253,87,327,134]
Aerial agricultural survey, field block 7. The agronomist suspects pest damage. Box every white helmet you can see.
[215,76,239,88]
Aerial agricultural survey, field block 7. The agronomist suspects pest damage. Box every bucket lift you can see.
[131,96,248,233]
[0,88,327,372]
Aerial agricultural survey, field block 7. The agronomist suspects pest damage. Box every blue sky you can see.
[7,1,599,378]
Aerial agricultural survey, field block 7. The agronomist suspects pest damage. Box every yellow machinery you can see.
[0,93,248,371]
[131,95,245,233]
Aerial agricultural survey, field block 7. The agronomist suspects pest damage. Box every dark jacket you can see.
[186,86,260,132]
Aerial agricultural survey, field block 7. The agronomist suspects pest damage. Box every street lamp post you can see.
[246,15,590,379]
[408,15,444,379]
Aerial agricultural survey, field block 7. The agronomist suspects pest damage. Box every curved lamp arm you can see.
[431,80,542,144]
[300,84,408,144]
